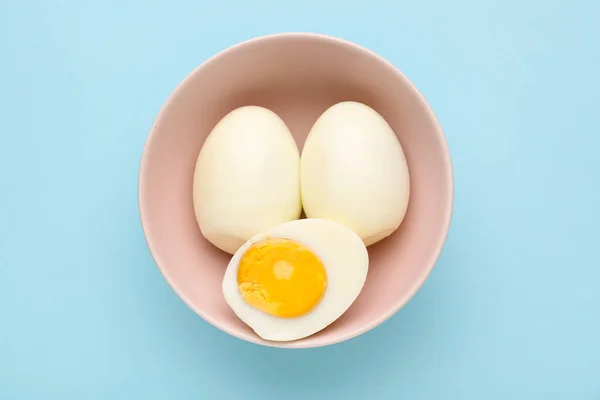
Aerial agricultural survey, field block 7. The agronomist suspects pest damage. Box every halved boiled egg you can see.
[222,218,369,342]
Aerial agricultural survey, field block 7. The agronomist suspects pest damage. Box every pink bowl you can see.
[139,33,453,348]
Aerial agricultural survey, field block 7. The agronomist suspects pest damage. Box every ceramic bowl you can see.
[139,33,453,348]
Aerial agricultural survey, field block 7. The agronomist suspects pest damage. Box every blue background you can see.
[1,0,599,398]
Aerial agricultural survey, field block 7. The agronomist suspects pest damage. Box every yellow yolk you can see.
[237,238,327,318]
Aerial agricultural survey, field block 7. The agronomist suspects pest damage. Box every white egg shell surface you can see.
[222,218,369,342]
[300,101,410,246]
[193,106,301,254]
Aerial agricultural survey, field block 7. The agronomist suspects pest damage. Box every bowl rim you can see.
[138,32,454,349]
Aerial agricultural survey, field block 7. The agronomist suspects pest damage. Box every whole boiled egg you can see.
[193,106,301,254]
[300,101,410,246]
[222,218,369,342]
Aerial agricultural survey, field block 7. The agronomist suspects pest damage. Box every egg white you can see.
[222,218,369,342]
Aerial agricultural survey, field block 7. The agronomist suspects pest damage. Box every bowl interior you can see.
[139,34,452,348]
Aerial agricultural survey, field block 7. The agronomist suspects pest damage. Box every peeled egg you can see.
[222,218,369,342]
[300,101,410,246]
[193,106,302,254]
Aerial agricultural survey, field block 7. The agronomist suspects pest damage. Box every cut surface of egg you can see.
[193,106,301,254]
[300,101,410,246]
[222,218,369,342]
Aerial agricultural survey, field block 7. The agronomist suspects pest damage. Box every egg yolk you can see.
[237,238,327,318]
